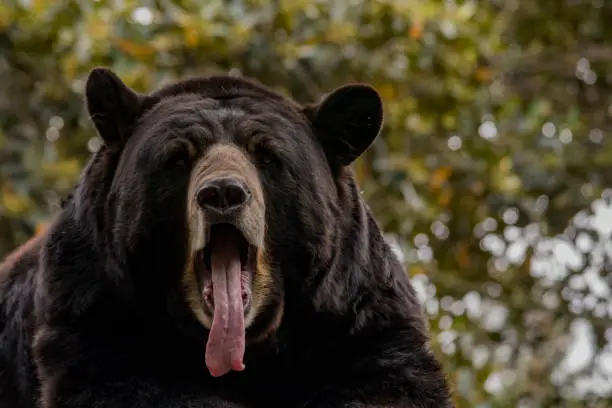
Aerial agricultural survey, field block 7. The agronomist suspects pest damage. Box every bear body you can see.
[0,69,453,408]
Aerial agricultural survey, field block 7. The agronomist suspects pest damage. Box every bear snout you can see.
[196,177,252,216]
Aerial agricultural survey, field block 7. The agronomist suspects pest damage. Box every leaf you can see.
[476,67,492,83]
[113,38,155,59]
[409,24,423,40]
[430,166,453,190]
[0,187,32,216]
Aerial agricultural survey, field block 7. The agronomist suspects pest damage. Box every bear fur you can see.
[0,68,453,408]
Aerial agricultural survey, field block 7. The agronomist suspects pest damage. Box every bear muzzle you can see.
[192,182,263,378]
[183,143,270,377]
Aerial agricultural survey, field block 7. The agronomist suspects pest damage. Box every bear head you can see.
[75,67,383,377]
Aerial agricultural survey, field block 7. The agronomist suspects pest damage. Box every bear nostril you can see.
[224,181,250,208]
[197,184,222,210]
[197,178,251,213]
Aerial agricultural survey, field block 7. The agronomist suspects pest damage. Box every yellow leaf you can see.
[0,5,15,28]
[1,191,31,215]
[408,265,426,277]
[41,159,81,180]
[442,113,456,130]
[32,0,50,13]
[429,166,453,190]
[476,67,492,83]
[499,157,512,172]
[409,24,423,40]
[151,35,175,52]
[326,23,357,43]
[184,27,199,48]
[86,16,110,41]
[378,83,395,101]
[438,188,453,207]
[456,1,477,22]
[114,38,155,59]
[229,23,252,48]
[402,158,429,183]
[61,54,78,79]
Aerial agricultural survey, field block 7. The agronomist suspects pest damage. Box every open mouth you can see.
[195,223,256,314]
[194,222,257,377]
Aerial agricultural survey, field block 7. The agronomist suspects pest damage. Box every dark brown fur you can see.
[0,68,453,408]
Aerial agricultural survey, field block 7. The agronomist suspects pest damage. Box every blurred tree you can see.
[1,0,611,407]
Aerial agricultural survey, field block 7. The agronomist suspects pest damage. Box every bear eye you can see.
[254,144,277,167]
[164,142,195,169]
[169,150,188,167]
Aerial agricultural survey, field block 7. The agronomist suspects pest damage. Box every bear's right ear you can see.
[85,67,145,148]
[304,84,383,169]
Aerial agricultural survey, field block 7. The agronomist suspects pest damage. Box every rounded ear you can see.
[305,84,383,168]
[85,67,146,148]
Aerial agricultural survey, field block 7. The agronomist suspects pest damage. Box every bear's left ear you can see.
[85,67,147,148]
[305,84,383,168]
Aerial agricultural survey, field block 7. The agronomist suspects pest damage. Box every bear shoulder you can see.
[0,234,43,408]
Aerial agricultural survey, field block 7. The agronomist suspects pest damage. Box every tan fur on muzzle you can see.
[181,144,272,329]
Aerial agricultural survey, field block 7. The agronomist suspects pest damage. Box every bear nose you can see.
[196,178,251,214]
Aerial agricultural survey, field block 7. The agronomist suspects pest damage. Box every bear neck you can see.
[304,170,400,316]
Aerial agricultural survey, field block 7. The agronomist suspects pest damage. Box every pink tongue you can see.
[205,230,246,377]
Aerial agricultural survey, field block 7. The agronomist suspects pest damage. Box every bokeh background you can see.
[1,1,612,407]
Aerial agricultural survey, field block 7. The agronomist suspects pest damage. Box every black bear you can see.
[0,68,453,408]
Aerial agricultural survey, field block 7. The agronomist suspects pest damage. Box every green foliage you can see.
[1,1,612,406]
